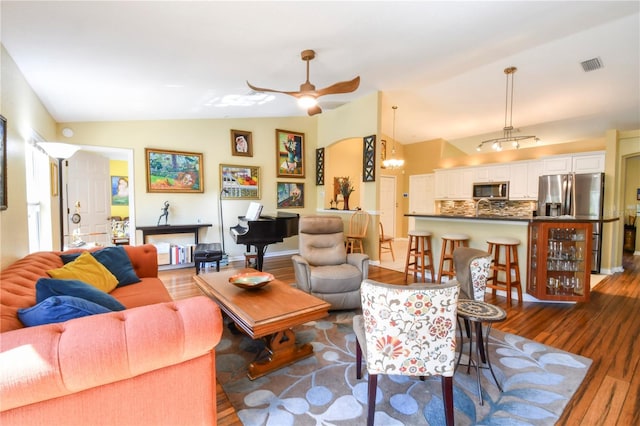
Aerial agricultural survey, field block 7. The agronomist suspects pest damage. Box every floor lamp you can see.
[37,142,81,249]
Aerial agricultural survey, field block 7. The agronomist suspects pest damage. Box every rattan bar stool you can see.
[486,237,522,306]
[438,233,470,283]
[404,230,435,283]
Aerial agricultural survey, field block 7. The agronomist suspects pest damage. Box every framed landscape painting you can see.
[145,148,204,193]
[220,164,260,200]
[276,129,305,178]
[277,182,304,208]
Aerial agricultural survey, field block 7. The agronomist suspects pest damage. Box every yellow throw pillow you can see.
[47,251,118,293]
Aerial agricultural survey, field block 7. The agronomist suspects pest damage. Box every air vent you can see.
[581,57,604,72]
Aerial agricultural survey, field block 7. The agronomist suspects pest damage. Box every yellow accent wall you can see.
[109,160,129,218]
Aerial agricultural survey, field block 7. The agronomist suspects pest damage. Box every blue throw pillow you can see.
[61,246,140,287]
[17,295,112,327]
[36,278,126,311]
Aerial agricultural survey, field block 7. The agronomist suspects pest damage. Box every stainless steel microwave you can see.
[472,181,509,200]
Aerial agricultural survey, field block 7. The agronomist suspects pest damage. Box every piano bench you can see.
[194,243,223,274]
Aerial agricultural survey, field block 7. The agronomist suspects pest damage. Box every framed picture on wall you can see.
[277,182,304,208]
[230,129,253,157]
[276,129,305,178]
[145,148,204,193]
[0,115,6,210]
[111,176,129,205]
[220,164,261,199]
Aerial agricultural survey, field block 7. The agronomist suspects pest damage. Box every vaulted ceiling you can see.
[2,1,639,154]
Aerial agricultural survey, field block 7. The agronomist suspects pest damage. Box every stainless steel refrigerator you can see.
[537,172,605,273]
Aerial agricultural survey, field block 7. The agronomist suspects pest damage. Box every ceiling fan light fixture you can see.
[477,66,537,151]
[246,49,360,116]
[297,95,317,109]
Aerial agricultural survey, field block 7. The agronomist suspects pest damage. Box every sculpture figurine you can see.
[158,201,170,226]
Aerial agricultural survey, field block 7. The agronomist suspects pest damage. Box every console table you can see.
[136,224,212,244]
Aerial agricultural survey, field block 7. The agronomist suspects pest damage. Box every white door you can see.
[409,174,435,230]
[380,175,396,237]
[64,151,111,247]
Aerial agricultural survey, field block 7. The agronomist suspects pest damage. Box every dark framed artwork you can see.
[111,176,129,205]
[276,129,305,178]
[145,148,204,193]
[277,182,304,208]
[363,134,376,182]
[0,115,6,210]
[230,129,253,157]
[316,147,324,185]
[220,164,261,199]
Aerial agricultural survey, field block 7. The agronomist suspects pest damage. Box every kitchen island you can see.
[405,213,532,298]
[405,213,619,303]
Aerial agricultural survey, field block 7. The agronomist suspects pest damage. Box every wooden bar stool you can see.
[486,237,522,306]
[404,230,435,283]
[438,233,470,283]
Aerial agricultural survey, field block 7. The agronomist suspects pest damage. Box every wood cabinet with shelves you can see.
[527,221,592,302]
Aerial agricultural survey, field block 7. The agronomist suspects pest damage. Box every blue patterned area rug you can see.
[216,312,591,426]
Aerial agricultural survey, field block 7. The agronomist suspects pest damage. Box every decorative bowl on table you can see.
[228,272,274,290]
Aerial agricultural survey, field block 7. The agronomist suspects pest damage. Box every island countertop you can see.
[405,213,619,223]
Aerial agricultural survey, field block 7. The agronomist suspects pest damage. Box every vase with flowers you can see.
[338,176,354,210]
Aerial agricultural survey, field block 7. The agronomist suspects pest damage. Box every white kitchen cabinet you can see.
[474,165,509,182]
[434,168,473,200]
[542,156,572,174]
[572,152,605,173]
[434,170,449,199]
[455,168,474,199]
[509,160,542,200]
[526,160,543,200]
[508,162,529,199]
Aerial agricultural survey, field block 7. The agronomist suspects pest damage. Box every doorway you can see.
[62,146,135,248]
[380,175,396,238]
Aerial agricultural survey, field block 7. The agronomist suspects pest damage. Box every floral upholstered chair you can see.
[453,247,492,301]
[353,279,460,426]
[453,247,493,363]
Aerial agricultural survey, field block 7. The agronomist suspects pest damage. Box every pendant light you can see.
[476,67,540,151]
[382,105,404,169]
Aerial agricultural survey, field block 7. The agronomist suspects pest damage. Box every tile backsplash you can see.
[438,200,536,217]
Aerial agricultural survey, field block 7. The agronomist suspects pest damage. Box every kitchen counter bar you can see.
[406,213,619,223]
[405,214,618,302]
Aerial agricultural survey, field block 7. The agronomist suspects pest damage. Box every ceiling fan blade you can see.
[315,76,361,96]
[307,105,322,116]
[246,81,299,97]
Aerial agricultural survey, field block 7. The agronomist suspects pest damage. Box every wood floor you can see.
[160,253,640,425]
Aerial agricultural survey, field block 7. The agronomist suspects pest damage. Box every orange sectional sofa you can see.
[0,244,223,425]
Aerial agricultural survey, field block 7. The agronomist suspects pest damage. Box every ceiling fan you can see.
[246,49,360,116]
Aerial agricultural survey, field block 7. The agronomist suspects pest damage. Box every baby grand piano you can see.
[230,211,299,271]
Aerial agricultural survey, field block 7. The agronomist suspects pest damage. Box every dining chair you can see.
[453,247,492,362]
[345,210,370,254]
[378,221,395,261]
[353,279,460,426]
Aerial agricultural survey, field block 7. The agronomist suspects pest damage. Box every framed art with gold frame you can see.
[220,164,260,199]
[276,129,305,178]
[231,129,253,157]
[277,182,304,208]
[145,148,204,193]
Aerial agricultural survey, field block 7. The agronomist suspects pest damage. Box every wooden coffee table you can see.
[194,268,330,380]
